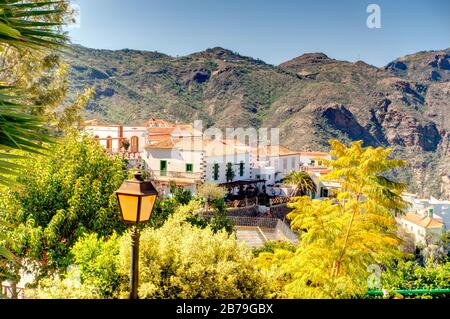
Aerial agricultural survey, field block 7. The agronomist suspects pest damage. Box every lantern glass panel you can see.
[117,194,139,222]
[139,195,157,222]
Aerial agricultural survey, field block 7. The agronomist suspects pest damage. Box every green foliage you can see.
[0,1,69,51]
[71,233,122,298]
[197,181,226,208]
[25,267,99,299]
[0,131,127,273]
[117,212,269,299]
[29,211,269,299]
[169,181,192,205]
[147,198,180,229]
[380,260,450,299]
[185,198,234,235]
[255,140,408,298]
[252,240,297,257]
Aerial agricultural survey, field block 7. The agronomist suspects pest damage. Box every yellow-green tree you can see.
[255,140,409,298]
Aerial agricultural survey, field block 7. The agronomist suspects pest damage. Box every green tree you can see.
[0,0,77,294]
[0,1,93,184]
[27,211,269,299]
[70,233,122,298]
[197,181,226,210]
[169,181,192,205]
[255,140,408,298]
[283,171,317,196]
[0,132,127,277]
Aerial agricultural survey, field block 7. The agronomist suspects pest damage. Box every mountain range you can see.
[64,45,450,199]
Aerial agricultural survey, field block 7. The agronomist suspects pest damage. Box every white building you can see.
[83,118,332,199]
[253,145,303,185]
[402,193,450,230]
[398,210,445,246]
[83,119,148,158]
[204,138,253,184]
[299,151,331,167]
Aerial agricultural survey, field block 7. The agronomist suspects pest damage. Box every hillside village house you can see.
[82,120,147,158]
[402,193,450,230]
[398,209,445,246]
[83,118,334,197]
[396,193,449,246]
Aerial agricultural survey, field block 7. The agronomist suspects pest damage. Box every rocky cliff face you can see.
[64,46,450,199]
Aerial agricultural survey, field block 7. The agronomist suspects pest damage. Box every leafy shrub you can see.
[71,233,123,298]
[116,212,269,298]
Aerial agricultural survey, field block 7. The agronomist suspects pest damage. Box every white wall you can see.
[144,148,203,176]
[255,154,300,183]
[399,218,443,245]
[254,166,276,185]
[205,153,251,184]
[85,125,147,153]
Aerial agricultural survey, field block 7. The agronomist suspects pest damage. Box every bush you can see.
[30,212,270,299]
[380,260,450,299]
[71,233,123,298]
[116,212,269,298]
[252,241,297,257]
[25,267,99,299]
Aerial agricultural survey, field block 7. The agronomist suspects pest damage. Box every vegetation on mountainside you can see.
[65,45,450,199]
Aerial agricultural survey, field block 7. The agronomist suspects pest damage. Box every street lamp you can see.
[115,171,158,299]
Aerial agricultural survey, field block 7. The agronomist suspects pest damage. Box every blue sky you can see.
[68,0,450,67]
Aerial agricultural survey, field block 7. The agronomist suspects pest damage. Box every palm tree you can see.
[0,1,70,287]
[0,1,69,184]
[283,171,317,197]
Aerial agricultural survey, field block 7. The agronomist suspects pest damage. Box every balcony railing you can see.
[152,170,203,180]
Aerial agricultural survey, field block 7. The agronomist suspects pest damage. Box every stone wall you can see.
[270,203,292,220]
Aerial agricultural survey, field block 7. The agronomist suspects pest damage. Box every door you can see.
[130,136,139,153]
[106,136,112,151]
[160,160,167,176]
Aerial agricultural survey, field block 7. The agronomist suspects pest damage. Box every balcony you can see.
[152,170,203,180]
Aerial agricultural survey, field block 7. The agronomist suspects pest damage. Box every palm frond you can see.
[0,1,68,51]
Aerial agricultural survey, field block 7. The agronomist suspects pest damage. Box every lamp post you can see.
[115,171,158,299]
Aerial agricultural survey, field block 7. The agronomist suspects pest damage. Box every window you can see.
[239,162,244,177]
[160,160,167,176]
[256,174,261,179]
[320,188,329,198]
[283,158,288,170]
[291,158,296,170]
[213,163,219,181]
[186,163,193,173]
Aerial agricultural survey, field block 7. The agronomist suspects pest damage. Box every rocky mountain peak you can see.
[279,52,333,70]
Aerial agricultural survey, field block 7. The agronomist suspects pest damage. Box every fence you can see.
[2,284,25,299]
[225,197,258,208]
[270,196,292,206]
[201,205,259,218]
[229,216,279,228]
